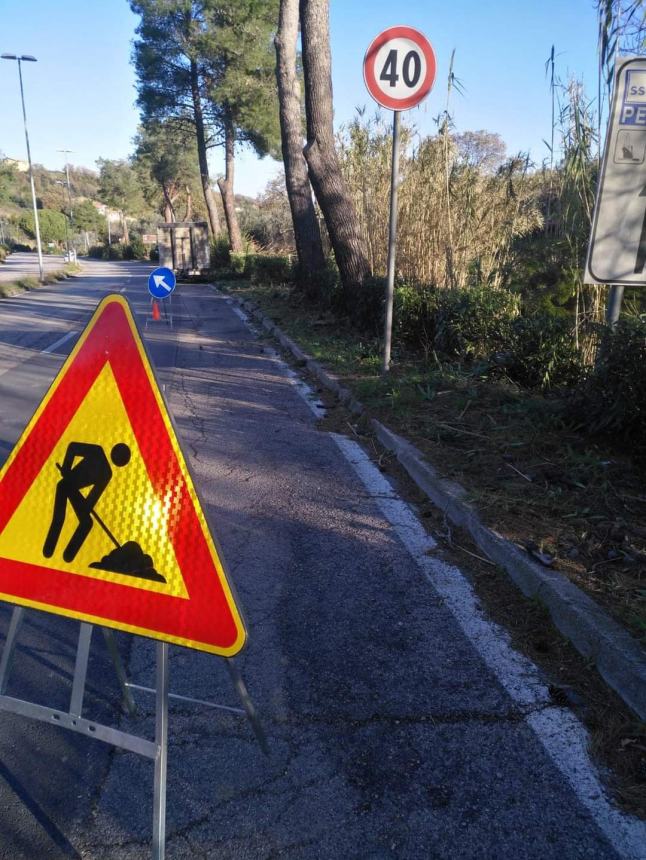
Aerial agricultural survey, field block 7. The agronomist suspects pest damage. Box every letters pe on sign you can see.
[0,294,246,655]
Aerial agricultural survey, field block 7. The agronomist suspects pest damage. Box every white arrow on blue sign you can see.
[148,267,176,299]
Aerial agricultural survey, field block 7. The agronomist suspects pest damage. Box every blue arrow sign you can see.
[148,267,176,299]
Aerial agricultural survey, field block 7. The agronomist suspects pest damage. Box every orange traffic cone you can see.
[151,300,161,321]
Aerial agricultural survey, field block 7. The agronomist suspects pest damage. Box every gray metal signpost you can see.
[587,56,646,321]
[363,27,437,373]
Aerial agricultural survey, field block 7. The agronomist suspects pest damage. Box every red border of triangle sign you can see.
[0,295,246,656]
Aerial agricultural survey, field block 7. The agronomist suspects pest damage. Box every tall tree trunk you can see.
[121,211,130,244]
[299,0,369,297]
[276,0,325,287]
[184,186,193,221]
[217,109,243,252]
[162,185,175,222]
[190,59,221,238]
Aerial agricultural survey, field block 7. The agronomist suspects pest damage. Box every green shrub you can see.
[19,209,67,244]
[306,262,342,308]
[229,252,246,275]
[106,244,124,261]
[394,285,439,351]
[0,244,9,263]
[343,276,385,334]
[434,288,520,359]
[503,315,584,389]
[211,237,231,268]
[124,237,146,260]
[572,318,646,462]
[88,244,104,259]
[149,247,160,263]
[245,254,293,285]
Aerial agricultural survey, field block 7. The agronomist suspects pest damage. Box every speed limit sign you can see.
[364,26,436,111]
[364,26,436,373]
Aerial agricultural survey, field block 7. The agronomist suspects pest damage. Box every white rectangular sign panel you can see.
[587,56,646,285]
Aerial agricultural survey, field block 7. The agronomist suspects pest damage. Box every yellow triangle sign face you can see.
[0,295,246,655]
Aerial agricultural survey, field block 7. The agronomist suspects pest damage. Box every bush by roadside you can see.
[571,318,646,464]
[87,242,147,261]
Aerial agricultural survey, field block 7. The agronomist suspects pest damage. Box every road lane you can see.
[0,264,642,859]
[0,253,66,285]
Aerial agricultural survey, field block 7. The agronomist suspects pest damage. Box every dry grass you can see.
[0,264,80,298]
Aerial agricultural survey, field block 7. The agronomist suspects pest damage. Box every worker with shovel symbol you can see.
[42,440,166,583]
[43,441,131,563]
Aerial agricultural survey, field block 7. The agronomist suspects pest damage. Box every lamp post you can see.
[1,54,44,283]
[57,149,74,257]
[55,180,70,259]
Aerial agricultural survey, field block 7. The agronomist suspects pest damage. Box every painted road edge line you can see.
[332,433,646,860]
[225,289,646,723]
[225,299,326,419]
[41,331,77,355]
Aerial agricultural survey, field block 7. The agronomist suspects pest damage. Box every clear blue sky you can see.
[0,0,601,197]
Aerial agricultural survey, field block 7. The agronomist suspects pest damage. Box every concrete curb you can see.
[228,292,646,721]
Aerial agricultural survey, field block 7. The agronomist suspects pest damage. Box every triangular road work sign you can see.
[0,295,245,655]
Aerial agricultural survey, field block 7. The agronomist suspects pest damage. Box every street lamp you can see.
[57,148,74,255]
[1,54,44,282]
[55,180,70,259]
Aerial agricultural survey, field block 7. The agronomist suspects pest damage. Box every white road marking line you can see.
[41,331,77,354]
[262,345,326,419]
[226,300,326,419]
[332,433,646,860]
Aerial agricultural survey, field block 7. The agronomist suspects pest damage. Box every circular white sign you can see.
[364,26,436,111]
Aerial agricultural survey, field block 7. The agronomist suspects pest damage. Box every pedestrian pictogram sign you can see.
[0,294,245,655]
[364,26,436,111]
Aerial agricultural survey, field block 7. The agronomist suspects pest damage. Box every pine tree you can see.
[203,0,281,251]
[130,0,223,237]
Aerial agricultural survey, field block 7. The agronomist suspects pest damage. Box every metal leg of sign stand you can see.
[102,628,137,715]
[0,606,25,694]
[0,607,266,858]
[152,642,169,860]
[70,623,93,716]
[125,657,268,756]
[225,658,269,755]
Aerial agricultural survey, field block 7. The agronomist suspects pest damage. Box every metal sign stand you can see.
[0,604,265,859]
[382,110,402,374]
[606,284,625,326]
[147,295,174,330]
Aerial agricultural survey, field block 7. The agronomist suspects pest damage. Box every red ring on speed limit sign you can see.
[364,26,436,111]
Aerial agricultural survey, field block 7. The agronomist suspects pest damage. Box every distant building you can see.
[1,157,29,172]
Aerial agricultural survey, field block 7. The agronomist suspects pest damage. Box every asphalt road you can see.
[0,251,69,284]
[0,259,643,859]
